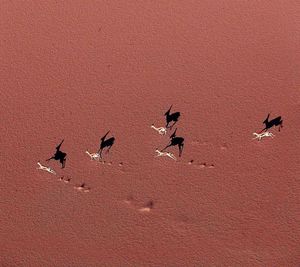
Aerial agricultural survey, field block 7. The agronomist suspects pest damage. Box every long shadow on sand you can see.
[98,131,115,158]
[46,139,67,168]
[165,105,181,130]
[161,128,184,157]
[259,113,283,133]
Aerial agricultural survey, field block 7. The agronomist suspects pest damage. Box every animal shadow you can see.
[162,128,184,157]
[46,139,67,168]
[165,105,180,129]
[260,113,283,133]
[98,131,115,158]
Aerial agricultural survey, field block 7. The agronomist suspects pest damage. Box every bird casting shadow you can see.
[259,113,283,133]
[162,128,184,157]
[98,131,115,158]
[165,105,180,129]
[46,139,67,168]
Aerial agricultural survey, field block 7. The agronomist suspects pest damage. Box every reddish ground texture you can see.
[1,1,300,266]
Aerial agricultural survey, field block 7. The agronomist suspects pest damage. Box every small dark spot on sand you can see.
[221,144,228,150]
[125,195,134,203]
[139,200,154,212]
[146,201,154,209]
[199,163,207,168]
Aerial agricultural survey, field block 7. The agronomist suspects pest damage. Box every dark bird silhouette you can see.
[259,113,283,133]
[46,139,67,168]
[165,105,180,129]
[98,131,115,158]
[162,128,184,157]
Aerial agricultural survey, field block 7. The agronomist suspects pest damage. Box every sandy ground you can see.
[1,1,300,266]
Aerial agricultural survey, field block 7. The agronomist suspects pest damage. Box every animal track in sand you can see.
[220,144,228,150]
[124,195,134,205]
[198,163,215,169]
[38,171,91,193]
[98,161,124,167]
[188,160,215,169]
[98,160,113,165]
[124,196,154,212]
[59,176,91,192]
[139,201,154,212]
[74,183,91,193]
[37,161,91,193]
[86,153,123,168]
[58,176,71,184]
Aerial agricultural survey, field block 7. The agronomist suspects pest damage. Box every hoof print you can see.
[58,176,71,183]
[139,201,154,212]
[124,195,134,205]
[74,183,90,193]
[63,178,71,183]
[199,163,207,168]
[195,162,215,169]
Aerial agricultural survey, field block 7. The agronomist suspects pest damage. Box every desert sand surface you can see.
[1,1,300,266]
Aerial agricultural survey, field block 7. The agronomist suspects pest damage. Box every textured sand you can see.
[1,1,300,266]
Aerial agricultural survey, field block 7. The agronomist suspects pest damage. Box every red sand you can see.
[1,1,300,266]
